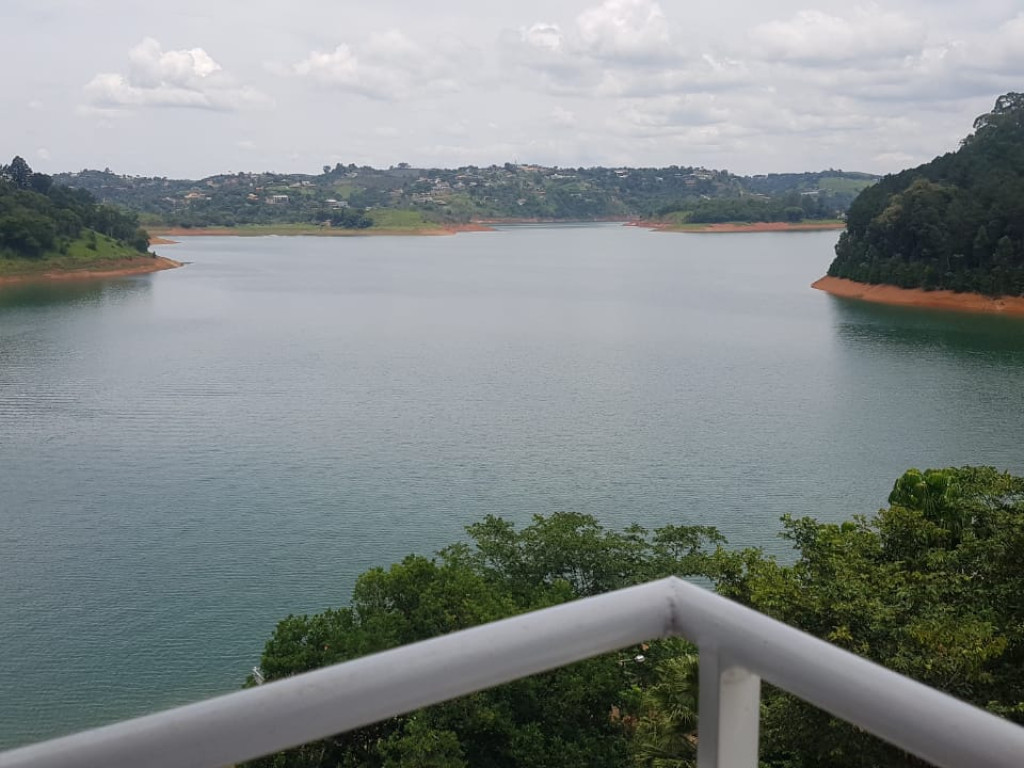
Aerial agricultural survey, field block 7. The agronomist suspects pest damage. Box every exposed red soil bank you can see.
[0,256,183,286]
[812,276,1024,317]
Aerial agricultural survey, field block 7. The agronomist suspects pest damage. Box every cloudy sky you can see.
[4,0,1022,178]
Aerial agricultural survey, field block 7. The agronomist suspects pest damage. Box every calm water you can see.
[2,224,1023,747]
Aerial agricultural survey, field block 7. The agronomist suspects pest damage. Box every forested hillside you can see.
[52,164,874,230]
[0,156,150,264]
[828,92,1024,296]
[250,466,1024,768]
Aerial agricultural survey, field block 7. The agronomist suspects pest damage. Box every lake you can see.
[2,224,1023,748]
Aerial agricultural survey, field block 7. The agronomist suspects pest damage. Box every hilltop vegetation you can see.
[53,163,875,231]
[250,466,1024,768]
[0,156,151,273]
[829,92,1024,296]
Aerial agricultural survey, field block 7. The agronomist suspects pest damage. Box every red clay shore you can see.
[0,256,183,287]
[641,220,847,233]
[812,276,1024,317]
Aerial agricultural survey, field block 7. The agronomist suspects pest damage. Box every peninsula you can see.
[0,155,180,285]
[814,92,1024,315]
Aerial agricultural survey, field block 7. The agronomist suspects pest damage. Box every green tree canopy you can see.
[0,155,150,259]
[249,468,1024,768]
[828,92,1024,296]
[716,466,1024,767]
[248,513,724,768]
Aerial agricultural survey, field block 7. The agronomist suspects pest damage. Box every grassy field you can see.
[817,176,877,195]
[367,208,439,230]
[0,233,152,277]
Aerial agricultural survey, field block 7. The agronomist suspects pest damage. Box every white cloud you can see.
[613,94,729,135]
[981,13,1024,73]
[83,38,271,111]
[7,0,1021,178]
[523,23,565,52]
[127,37,220,85]
[503,0,686,96]
[551,106,576,127]
[36,147,51,161]
[575,0,675,61]
[593,54,751,98]
[749,6,925,64]
[293,30,465,100]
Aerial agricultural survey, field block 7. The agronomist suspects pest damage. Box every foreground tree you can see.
[249,467,1024,768]
[249,513,725,768]
[716,466,1024,767]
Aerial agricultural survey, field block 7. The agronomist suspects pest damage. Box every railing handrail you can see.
[2,577,1023,768]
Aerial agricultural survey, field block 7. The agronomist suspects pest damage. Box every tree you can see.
[0,209,57,256]
[714,466,1024,767]
[0,156,151,260]
[829,92,1024,295]
[971,92,1024,136]
[6,155,33,189]
[247,513,726,768]
[632,650,700,768]
[247,469,1024,768]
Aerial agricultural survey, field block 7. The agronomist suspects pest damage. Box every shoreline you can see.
[148,222,496,239]
[812,276,1024,317]
[641,220,846,233]
[0,256,183,287]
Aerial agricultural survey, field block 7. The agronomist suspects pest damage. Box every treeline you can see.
[54,164,876,230]
[249,465,1024,768]
[0,156,150,258]
[136,188,376,230]
[657,190,840,224]
[829,92,1024,296]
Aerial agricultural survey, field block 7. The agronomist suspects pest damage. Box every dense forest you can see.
[828,92,1024,296]
[0,156,150,261]
[51,164,874,230]
[657,190,839,224]
[249,466,1024,768]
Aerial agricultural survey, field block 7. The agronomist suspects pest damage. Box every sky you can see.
[3,0,1022,178]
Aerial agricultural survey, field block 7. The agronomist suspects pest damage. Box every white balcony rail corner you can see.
[2,577,1024,768]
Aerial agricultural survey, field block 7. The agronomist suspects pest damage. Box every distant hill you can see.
[828,92,1024,296]
[52,164,877,230]
[1,156,151,271]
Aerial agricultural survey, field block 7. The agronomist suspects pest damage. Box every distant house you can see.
[266,194,290,204]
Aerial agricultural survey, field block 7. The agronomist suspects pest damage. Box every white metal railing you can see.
[3,577,1024,768]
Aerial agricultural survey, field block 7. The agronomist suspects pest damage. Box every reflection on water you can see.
[0,276,152,310]
[827,295,1024,358]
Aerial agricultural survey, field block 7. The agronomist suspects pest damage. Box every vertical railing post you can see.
[697,646,761,768]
